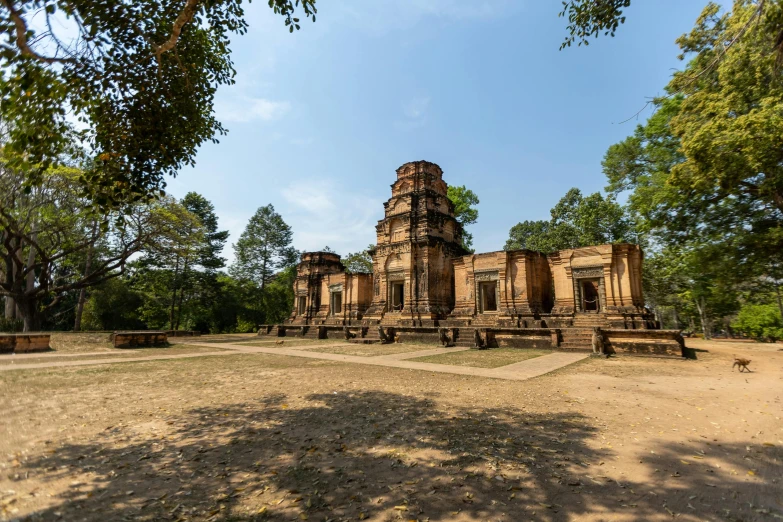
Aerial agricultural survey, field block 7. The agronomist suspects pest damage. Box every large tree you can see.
[132,197,205,330]
[174,192,228,330]
[602,2,783,336]
[0,164,187,330]
[0,0,316,206]
[505,188,633,253]
[231,204,297,291]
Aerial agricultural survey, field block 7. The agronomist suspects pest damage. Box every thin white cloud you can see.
[397,96,430,130]
[216,97,291,123]
[281,179,381,255]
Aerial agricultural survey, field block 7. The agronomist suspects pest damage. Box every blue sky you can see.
[166,0,713,263]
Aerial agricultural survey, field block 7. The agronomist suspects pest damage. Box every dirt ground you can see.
[0,338,781,522]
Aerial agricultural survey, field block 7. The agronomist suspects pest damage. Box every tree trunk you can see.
[695,296,711,340]
[775,284,783,320]
[4,237,18,320]
[18,297,39,332]
[175,258,190,331]
[169,255,180,330]
[673,307,682,330]
[74,222,98,332]
[22,233,37,332]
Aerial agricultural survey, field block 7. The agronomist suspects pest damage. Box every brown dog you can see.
[732,356,751,372]
[275,340,285,345]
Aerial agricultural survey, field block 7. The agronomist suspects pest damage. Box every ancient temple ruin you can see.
[273,161,682,356]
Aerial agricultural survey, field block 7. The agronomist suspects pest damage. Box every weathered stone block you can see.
[112,331,168,348]
[0,334,51,353]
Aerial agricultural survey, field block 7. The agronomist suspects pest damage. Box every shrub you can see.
[732,304,783,343]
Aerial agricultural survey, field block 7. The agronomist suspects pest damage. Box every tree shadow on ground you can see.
[15,390,781,521]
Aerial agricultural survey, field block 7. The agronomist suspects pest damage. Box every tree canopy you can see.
[505,188,633,253]
[446,185,480,252]
[0,0,316,206]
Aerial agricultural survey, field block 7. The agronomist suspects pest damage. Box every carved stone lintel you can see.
[474,270,499,282]
[572,266,604,279]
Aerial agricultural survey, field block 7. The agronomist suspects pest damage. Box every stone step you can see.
[560,342,591,349]
[348,339,382,344]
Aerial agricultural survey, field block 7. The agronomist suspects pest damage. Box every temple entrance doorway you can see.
[297,296,306,315]
[391,282,404,312]
[581,279,600,312]
[479,281,497,313]
[330,292,342,316]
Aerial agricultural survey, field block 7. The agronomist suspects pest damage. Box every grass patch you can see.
[304,343,441,357]
[236,339,346,347]
[410,348,552,368]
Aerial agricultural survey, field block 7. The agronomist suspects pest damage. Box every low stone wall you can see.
[603,329,684,357]
[111,331,168,349]
[0,333,51,353]
[490,328,558,349]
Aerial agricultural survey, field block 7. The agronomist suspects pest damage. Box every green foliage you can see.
[447,185,480,252]
[0,162,183,331]
[505,188,633,252]
[231,204,297,289]
[559,0,631,49]
[732,303,783,342]
[0,0,316,206]
[0,317,23,333]
[343,244,374,274]
[81,278,146,331]
[602,1,783,336]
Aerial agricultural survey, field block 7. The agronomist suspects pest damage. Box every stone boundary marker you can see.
[0,333,51,354]
[111,331,168,348]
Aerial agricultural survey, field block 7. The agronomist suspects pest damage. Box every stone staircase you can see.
[559,314,608,350]
[381,314,402,327]
[571,313,608,328]
[301,326,320,340]
[349,326,383,345]
[559,329,594,350]
[470,315,498,327]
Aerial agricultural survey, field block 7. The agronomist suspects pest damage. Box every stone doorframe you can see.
[329,283,343,316]
[386,270,405,312]
[474,270,500,314]
[571,266,606,313]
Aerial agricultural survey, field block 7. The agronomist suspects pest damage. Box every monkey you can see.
[394,334,402,343]
[343,326,356,340]
[378,325,391,344]
[438,327,452,348]
[275,340,285,345]
[473,329,484,350]
[732,356,751,372]
[591,327,605,355]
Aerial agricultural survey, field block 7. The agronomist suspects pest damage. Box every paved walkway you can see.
[0,340,588,381]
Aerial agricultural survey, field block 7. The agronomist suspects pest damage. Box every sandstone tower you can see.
[362,161,469,325]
